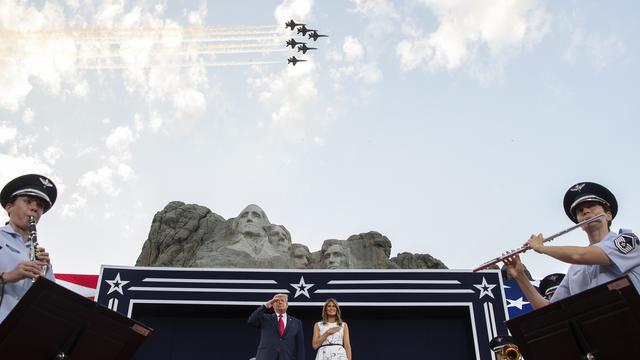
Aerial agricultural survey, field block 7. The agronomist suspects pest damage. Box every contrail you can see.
[0,25,292,69]
[1,44,290,60]
[0,25,280,39]
[76,60,284,70]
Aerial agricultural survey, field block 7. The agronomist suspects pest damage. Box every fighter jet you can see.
[285,20,305,30]
[287,56,307,66]
[297,43,317,54]
[296,25,317,37]
[285,38,306,49]
[308,30,328,42]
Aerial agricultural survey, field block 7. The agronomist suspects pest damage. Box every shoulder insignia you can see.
[614,233,637,254]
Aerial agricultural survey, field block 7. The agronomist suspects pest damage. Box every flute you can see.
[473,214,605,272]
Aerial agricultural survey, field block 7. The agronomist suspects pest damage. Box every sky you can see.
[0,0,638,279]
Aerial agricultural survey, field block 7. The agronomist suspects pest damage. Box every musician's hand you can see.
[35,246,51,264]
[527,234,545,253]
[3,261,44,282]
[503,255,525,279]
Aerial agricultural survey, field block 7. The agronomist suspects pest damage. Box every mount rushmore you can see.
[136,202,448,270]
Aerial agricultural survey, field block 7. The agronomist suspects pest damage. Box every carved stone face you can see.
[372,237,392,260]
[291,245,310,268]
[267,225,291,252]
[235,204,269,236]
[323,244,348,269]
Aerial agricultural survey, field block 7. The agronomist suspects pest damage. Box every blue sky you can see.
[1,0,638,278]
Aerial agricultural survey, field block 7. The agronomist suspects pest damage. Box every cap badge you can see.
[570,183,585,192]
[39,177,53,188]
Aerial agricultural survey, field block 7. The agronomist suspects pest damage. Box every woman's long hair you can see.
[321,298,343,326]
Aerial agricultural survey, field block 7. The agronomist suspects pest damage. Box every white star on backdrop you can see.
[290,276,314,298]
[105,272,130,295]
[506,297,530,310]
[473,277,496,299]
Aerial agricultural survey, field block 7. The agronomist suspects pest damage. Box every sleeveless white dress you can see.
[315,321,347,360]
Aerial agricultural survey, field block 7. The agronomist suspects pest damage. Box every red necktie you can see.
[278,314,285,337]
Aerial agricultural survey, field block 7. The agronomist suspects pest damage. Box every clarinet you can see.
[28,215,46,282]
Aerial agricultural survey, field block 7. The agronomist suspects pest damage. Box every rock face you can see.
[136,202,447,270]
[390,252,448,269]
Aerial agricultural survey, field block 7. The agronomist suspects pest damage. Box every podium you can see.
[0,277,153,359]
[506,276,640,359]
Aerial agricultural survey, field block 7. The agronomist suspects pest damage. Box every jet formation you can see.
[287,56,306,66]
[297,43,317,54]
[284,19,328,66]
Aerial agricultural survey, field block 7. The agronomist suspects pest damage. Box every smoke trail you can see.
[0,25,291,69]
[76,60,283,70]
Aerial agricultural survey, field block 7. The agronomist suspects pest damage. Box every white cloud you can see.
[0,154,53,189]
[343,36,365,61]
[43,146,64,165]
[358,63,383,83]
[136,64,209,123]
[78,166,119,196]
[173,88,207,119]
[133,114,144,133]
[396,0,549,74]
[116,163,135,181]
[105,126,136,152]
[75,147,97,158]
[0,123,17,144]
[328,36,382,87]
[249,61,320,140]
[0,61,34,111]
[245,0,320,141]
[187,3,208,25]
[60,192,87,219]
[149,111,164,132]
[0,1,209,126]
[0,1,85,111]
[349,0,400,35]
[265,63,319,139]
[275,0,313,25]
[22,108,34,124]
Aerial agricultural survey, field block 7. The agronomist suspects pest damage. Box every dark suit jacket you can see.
[248,305,305,360]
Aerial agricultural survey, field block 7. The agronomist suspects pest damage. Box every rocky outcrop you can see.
[136,202,448,270]
[390,252,448,269]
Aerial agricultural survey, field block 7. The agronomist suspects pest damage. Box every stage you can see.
[96,266,511,359]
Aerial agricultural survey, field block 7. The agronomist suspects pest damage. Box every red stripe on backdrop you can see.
[55,273,99,288]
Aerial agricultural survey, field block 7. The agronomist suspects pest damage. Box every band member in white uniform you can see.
[505,181,640,309]
[0,174,57,323]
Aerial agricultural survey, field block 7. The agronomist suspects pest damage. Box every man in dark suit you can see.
[248,293,305,360]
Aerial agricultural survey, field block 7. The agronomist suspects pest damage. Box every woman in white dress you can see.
[312,298,352,360]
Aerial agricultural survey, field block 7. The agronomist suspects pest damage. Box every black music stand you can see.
[0,277,153,359]
[506,276,640,360]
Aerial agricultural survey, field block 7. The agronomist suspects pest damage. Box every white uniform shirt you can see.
[0,224,54,323]
[551,230,640,302]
